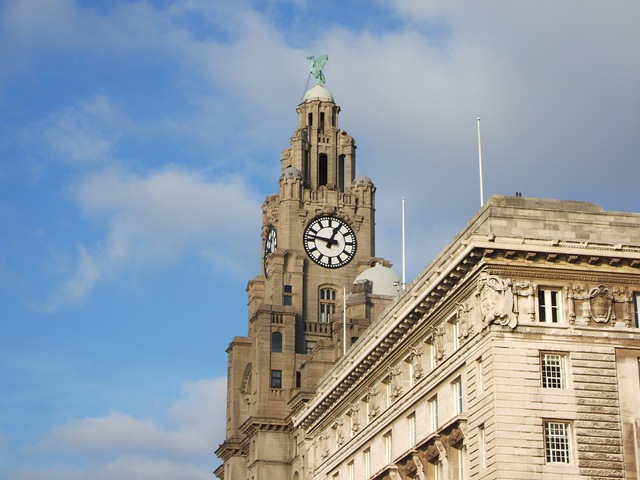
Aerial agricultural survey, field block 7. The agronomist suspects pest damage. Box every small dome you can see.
[354,263,402,296]
[281,166,303,180]
[352,175,374,187]
[303,85,334,103]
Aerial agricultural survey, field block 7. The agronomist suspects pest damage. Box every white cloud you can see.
[12,377,226,480]
[42,96,129,166]
[45,167,261,309]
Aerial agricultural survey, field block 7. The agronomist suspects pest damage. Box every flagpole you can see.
[401,197,406,290]
[477,118,484,207]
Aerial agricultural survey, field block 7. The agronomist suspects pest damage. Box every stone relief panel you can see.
[512,280,535,322]
[475,272,517,329]
[567,283,634,327]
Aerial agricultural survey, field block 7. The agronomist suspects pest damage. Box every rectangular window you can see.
[544,421,571,464]
[347,461,354,480]
[332,472,339,480]
[296,371,301,388]
[408,412,416,447]
[319,287,336,323]
[452,377,463,415]
[541,353,566,389]
[479,425,486,468]
[283,285,293,306]
[363,448,371,478]
[270,369,282,389]
[477,357,484,395]
[635,293,640,328]
[384,379,392,408]
[383,430,393,464]
[429,396,439,431]
[451,318,460,350]
[539,288,562,323]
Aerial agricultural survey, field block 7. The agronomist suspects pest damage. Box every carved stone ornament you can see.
[455,301,473,341]
[408,345,424,381]
[588,284,613,323]
[388,364,403,400]
[476,272,517,329]
[431,324,446,362]
[348,403,360,432]
[367,386,380,418]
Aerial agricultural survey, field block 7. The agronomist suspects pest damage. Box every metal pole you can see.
[477,118,484,207]
[402,197,406,290]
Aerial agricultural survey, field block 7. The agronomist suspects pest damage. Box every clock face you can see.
[263,226,277,277]
[303,216,357,268]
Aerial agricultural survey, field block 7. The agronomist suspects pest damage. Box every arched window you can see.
[319,287,336,323]
[271,331,282,353]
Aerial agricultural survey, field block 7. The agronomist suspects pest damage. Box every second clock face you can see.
[263,226,277,277]
[303,216,357,268]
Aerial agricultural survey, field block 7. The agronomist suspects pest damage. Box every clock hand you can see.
[308,234,338,247]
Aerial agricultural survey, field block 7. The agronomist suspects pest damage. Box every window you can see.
[319,287,336,323]
[635,293,640,328]
[270,369,282,389]
[347,461,354,480]
[363,448,371,478]
[451,445,465,480]
[544,421,571,464]
[539,288,562,323]
[541,353,567,389]
[296,371,301,388]
[408,413,416,447]
[429,396,439,431]
[384,378,392,407]
[450,317,460,350]
[271,331,282,353]
[477,358,484,394]
[452,377,463,415]
[332,472,339,480]
[283,285,293,306]
[383,431,393,464]
[478,425,486,468]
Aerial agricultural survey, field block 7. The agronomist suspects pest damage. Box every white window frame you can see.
[541,352,567,389]
[634,293,640,328]
[452,377,463,415]
[429,396,439,431]
[477,357,484,395]
[408,412,416,447]
[479,425,486,468]
[383,430,393,464]
[538,287,563,323]
[544,421,571,464]
[363,448,371,478]
[347,461,354,480]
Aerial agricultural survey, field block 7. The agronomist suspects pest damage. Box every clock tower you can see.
[216,65,399,480]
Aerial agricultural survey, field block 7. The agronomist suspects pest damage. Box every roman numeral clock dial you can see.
[303,216,357,268]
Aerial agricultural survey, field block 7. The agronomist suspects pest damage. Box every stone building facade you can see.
[216,82,640,479]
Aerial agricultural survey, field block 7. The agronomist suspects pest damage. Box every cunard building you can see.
[215,62,640,480]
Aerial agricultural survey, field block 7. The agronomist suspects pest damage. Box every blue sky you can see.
[1,0,639,478]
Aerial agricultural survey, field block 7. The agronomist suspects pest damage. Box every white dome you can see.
[303,85,334,103]
[354,264,402,296]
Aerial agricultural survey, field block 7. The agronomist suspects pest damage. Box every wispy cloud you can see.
[7,377,225,480]
[42,167,261,310]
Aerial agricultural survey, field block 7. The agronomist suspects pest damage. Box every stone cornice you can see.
[239,417,292,437]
